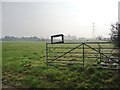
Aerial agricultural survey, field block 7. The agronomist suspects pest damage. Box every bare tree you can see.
[111,23,120,57]
[111,23,120,69]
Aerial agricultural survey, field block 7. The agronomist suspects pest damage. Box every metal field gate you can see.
[46,42,119,70]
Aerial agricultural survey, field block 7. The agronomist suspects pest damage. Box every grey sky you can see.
[118,1,120,23]
[1,0,120,38]
[0,1,2,37]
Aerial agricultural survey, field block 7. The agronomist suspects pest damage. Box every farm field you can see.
[2,41,120,88]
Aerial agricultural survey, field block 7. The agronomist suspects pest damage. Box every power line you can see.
[92,22,95,40]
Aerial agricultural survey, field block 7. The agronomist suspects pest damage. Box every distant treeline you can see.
[1,36,49,41]
[1,35,110,41]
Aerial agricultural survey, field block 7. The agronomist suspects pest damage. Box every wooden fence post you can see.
[83,43,85,67]
[46,43,48,65]
[98,43,102,67]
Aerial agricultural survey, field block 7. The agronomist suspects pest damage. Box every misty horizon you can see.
[1,34,111,40]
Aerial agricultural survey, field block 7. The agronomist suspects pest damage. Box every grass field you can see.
[2,41,120,88]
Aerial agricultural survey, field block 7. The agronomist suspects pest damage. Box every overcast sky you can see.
[1,0,120,38]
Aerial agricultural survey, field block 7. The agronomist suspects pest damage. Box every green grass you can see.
[2,41,120,88]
